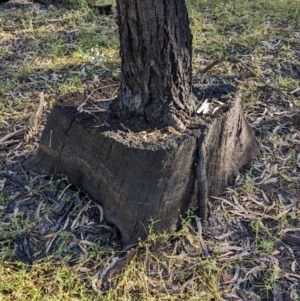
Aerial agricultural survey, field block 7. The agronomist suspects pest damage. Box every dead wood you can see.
[25,92,260,244]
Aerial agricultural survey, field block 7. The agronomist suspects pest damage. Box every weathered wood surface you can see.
[25,93,260,245]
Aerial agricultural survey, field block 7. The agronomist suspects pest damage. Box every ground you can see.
[0,0,300,300]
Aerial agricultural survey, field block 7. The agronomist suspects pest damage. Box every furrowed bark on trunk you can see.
[113,0,196,130]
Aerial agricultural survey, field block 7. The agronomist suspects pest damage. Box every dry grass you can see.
[0,0,300,300]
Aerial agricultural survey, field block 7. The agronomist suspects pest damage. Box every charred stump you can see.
[25,90,260,245]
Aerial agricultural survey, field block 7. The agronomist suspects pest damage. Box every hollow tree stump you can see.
[25,92,260,245]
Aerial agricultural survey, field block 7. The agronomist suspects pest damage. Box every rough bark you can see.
[25,93,261,245]
[113,0,196,130]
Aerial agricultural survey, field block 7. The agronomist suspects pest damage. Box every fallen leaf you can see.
[95,204,104,223]
[215,231,235,240]
[258,177,278,185]
[101,256,119,278]
[0,178,6,190]
[245,264,267,278]
[291,261,296,273]
[196,99,210,115]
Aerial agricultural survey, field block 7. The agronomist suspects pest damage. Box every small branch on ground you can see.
[24,92,45,143]
[33,92,45,132]
[77,84,119,110]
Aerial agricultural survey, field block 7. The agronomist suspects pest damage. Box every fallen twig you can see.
[77,84,119,109]
[33,92,45,132]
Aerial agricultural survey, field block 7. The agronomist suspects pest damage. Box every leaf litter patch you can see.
[1,159,121,265]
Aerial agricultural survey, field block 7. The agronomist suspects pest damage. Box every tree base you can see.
[25,92,260,245]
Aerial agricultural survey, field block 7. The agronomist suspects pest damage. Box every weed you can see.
[0,191,5,205]
[257,238,275,254]
[255,269,281,299]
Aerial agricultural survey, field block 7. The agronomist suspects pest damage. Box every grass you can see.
[0,0,300,300]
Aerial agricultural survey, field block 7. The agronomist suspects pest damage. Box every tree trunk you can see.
[113,0,196,130]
